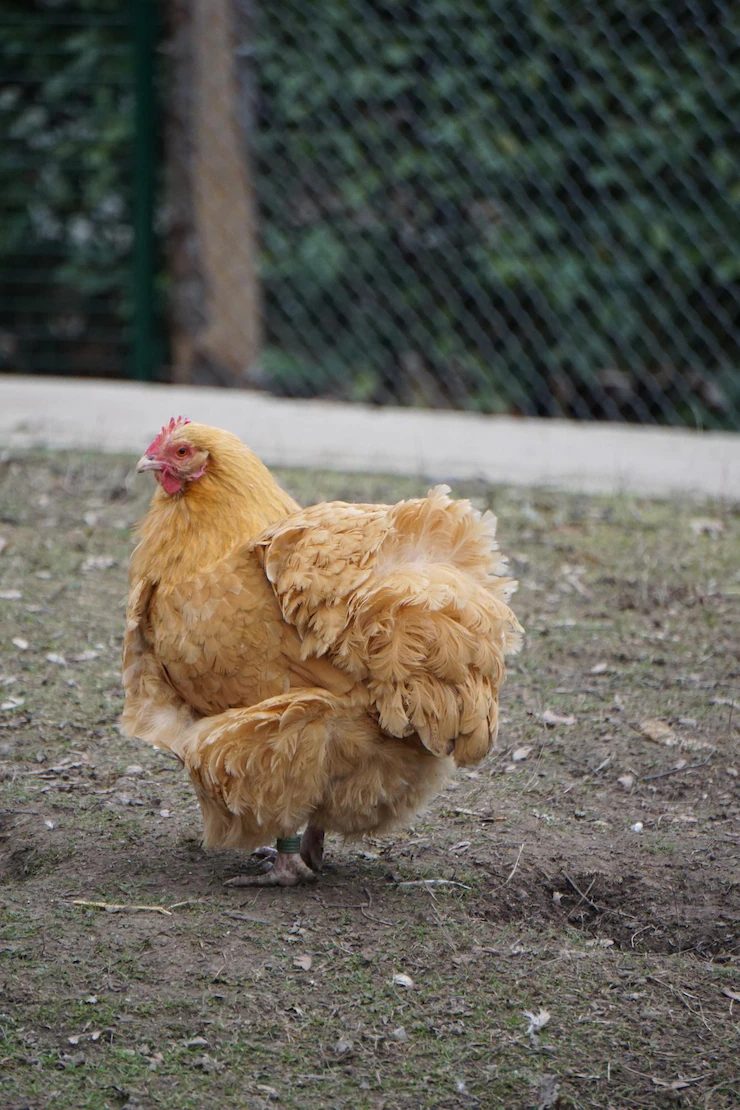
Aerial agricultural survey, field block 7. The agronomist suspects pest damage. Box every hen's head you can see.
[136,416,210,496]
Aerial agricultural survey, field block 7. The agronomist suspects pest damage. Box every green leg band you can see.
[276,836,301,855]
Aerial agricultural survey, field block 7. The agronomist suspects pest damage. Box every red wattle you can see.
[161,469,184,496]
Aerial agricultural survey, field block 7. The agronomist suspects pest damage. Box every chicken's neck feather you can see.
[132,447,298,585]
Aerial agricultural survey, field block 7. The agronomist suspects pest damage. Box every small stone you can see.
[631,822,644,833]
[390,1026,408,1042]
[617,774,634,790]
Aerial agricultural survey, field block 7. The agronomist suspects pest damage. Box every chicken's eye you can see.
[176,446,188,457]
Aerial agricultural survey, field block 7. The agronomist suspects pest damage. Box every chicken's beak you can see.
[136,454,164,474]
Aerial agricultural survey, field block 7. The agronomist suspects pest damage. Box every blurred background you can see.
[1,0,739,429]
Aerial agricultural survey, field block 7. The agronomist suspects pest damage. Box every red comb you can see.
[146,415,191,455]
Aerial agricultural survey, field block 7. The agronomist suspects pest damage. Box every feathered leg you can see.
[162,687,451,887]
[241,824,325,886]
[301,825,325,871]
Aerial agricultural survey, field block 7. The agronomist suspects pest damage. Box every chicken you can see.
[122,418,523,885]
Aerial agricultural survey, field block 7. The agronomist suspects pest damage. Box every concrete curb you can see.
[2,376,738,500]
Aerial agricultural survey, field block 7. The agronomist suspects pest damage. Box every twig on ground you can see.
[643,757,713,782]
[67,899,172,916]
[487,842,526,896]
[392,879,468,888]
[224,910,270,924]
[561,872,601,913]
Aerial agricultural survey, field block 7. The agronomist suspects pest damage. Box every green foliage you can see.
[0,0,133,376]
[254,0,740,426]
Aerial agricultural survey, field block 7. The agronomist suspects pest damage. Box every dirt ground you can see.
[0,451,738,1110]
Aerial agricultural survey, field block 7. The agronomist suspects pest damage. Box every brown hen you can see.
[122,419,522,885]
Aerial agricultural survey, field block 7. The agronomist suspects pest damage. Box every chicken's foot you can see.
[225,850,317,887]
[249,827,324,873]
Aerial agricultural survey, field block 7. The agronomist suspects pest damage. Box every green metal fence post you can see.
[131,0,157,381]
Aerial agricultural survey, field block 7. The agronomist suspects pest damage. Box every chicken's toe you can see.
[252,845,278,859]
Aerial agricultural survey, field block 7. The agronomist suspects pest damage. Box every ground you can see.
[0,451,738,1110]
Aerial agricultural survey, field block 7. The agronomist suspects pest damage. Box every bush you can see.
[254,0,740,426]
[0,0,133,377]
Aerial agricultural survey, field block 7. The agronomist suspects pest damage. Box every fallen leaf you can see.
[390,1026,408,1042]
[651,1076,704,1091]
[45,653,67,666]
[1,697,24,711]
[184,1037,209,1048]
[293,954,312,971]
[589,662,609,674]
[70,650,100,663]
[721,987,740,1002]
[631,821,644,833]
[0,537,7,555]
[0,589,22,600]
[617,774,634,790]
[541,709,576,727]
[333,1038,353,1056]
[11,637,28,651]
[392,973,415,990]
[449,840,471,854]
[639,719,676,746]
[44,820,55,830]
[512,746,532,761]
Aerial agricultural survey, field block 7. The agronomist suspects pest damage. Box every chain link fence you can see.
[0,0,142,379]
[2,1,739,429]
[253,0,740,428]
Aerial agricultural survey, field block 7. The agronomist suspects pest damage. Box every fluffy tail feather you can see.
[257,486,523,766]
